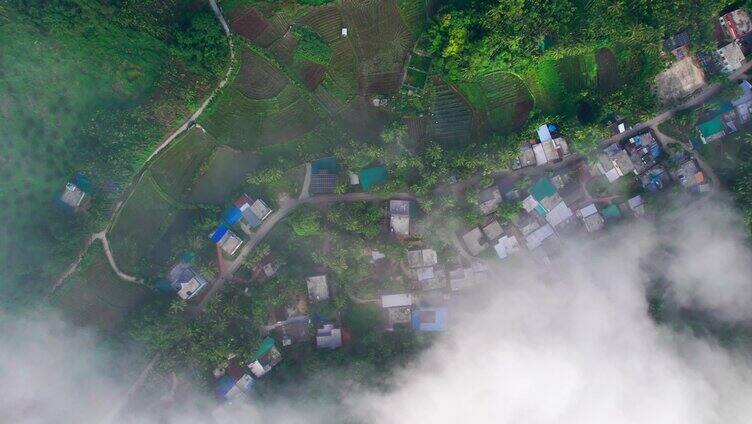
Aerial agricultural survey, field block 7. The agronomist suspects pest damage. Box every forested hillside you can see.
[0,0,229,308]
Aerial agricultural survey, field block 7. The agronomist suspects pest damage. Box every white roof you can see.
[542,140,560,162]
[537,125,552,142]
[579,203,598,218]
[522,195,540,212]
[545,201,573,228]
[604,167,621,183]
[381,294,413,308]
[416,266,435,281]
[617,123,626,133]
[494,235,520,259]
[526,224,555,250]
[532,143,548,165]
[177,277,203,300]
[628,195,644,210]
[248,360,267,378]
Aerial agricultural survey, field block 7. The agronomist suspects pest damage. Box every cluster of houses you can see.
[209,194,274,257]
[213,271,351,403]
[309,156,390,194]
[695,80,752,144]
[513,123,571,169]
[657,8,752,104]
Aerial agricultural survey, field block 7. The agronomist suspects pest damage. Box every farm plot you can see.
[109,172,178,276]
[396,0,427,37]
[201,86,323,150]
[341,0,414,94]
[149,127,217,201]
[235,48,289,99]
[190,147,260,204]
[299,4,343,43]
[426,79,474,145]
[269,31,298,65]
[51,244,150,334]
[459,71,533,134]
[596,47,620,95]
[524,54,596,116]
[319,37,358,103]
[231,8,271,42]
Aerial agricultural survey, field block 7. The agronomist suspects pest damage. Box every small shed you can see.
[411,308,447,332]
[359,166,389,192]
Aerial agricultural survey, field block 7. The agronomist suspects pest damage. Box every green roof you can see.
[359,166,389,192]
[529,178,557,201]
[312,157,340,174]
[253,337,276,360]
[697,117,724,138]
[602,204,622,220]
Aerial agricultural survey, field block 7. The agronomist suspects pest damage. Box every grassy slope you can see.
[0,3,220,308]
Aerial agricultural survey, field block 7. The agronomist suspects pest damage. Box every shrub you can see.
[292,25,331,65]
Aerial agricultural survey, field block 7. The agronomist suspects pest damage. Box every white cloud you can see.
[4,200,752,424]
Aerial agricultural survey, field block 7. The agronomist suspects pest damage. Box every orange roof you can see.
[694,171,705,184]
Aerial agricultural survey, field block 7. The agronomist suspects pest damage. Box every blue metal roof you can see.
[411,308,447,332]
[223,207,243,225]
[215,375,236,399]
[210,224,228,243]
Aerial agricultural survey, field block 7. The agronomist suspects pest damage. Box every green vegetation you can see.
[0,0,229,308]
[150,128,218,202]
[51,243,151,334]
[292,25,332,65]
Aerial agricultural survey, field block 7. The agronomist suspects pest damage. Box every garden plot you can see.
[426,79,474,144]
[109,172,178,276]
[51,244,149,334]
[459,71,533,134]
[596,48,620,94]
[149,127,217,202]
[235,48,289,99]
[190,147,260,204]
[201,86,323,150]
[269,31,297,65]
[231,8,271,42]
[320,37,358,102]
[312,85,345,115]
[524,54,596,116]
[396,0,427,37]
[341,0,414,94]
[302,62,326,90]
[299,4,343,43]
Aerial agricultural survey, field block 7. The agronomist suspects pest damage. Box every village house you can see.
[733,80,752,122]
[167,261,209,301]
[514,210,543,236]
[494,233,521,259]
[696,102,737,143]
[672,158,706,189]
[210,224,244,256]
[627,195,646,217]
[576,203,605,233]
[481,219,504,242]
[448,262,490,291]
[270,316,311,347]
[251,255,279,282]
[309,157,340,195]
[316,323,349,349]
[640,165,669,192]
[664,30,691,60]
[625,131,662,175]
[230,194,272,229]
[405,249,446,290]
[512,143,537,169]
[411,307,447,332]
[214,357,254,402]
[248,337,282,379]
[478,185,502,215]
[524,177,574,229]
[461,227,487,256]
[59,182,88,213]
[525,223,557,250]
[306,275,329,303]
[719,8,752,40]
[389,199,414,237]
[598,143,635,183]
[380,293,413,331]
[717,41,746,73]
